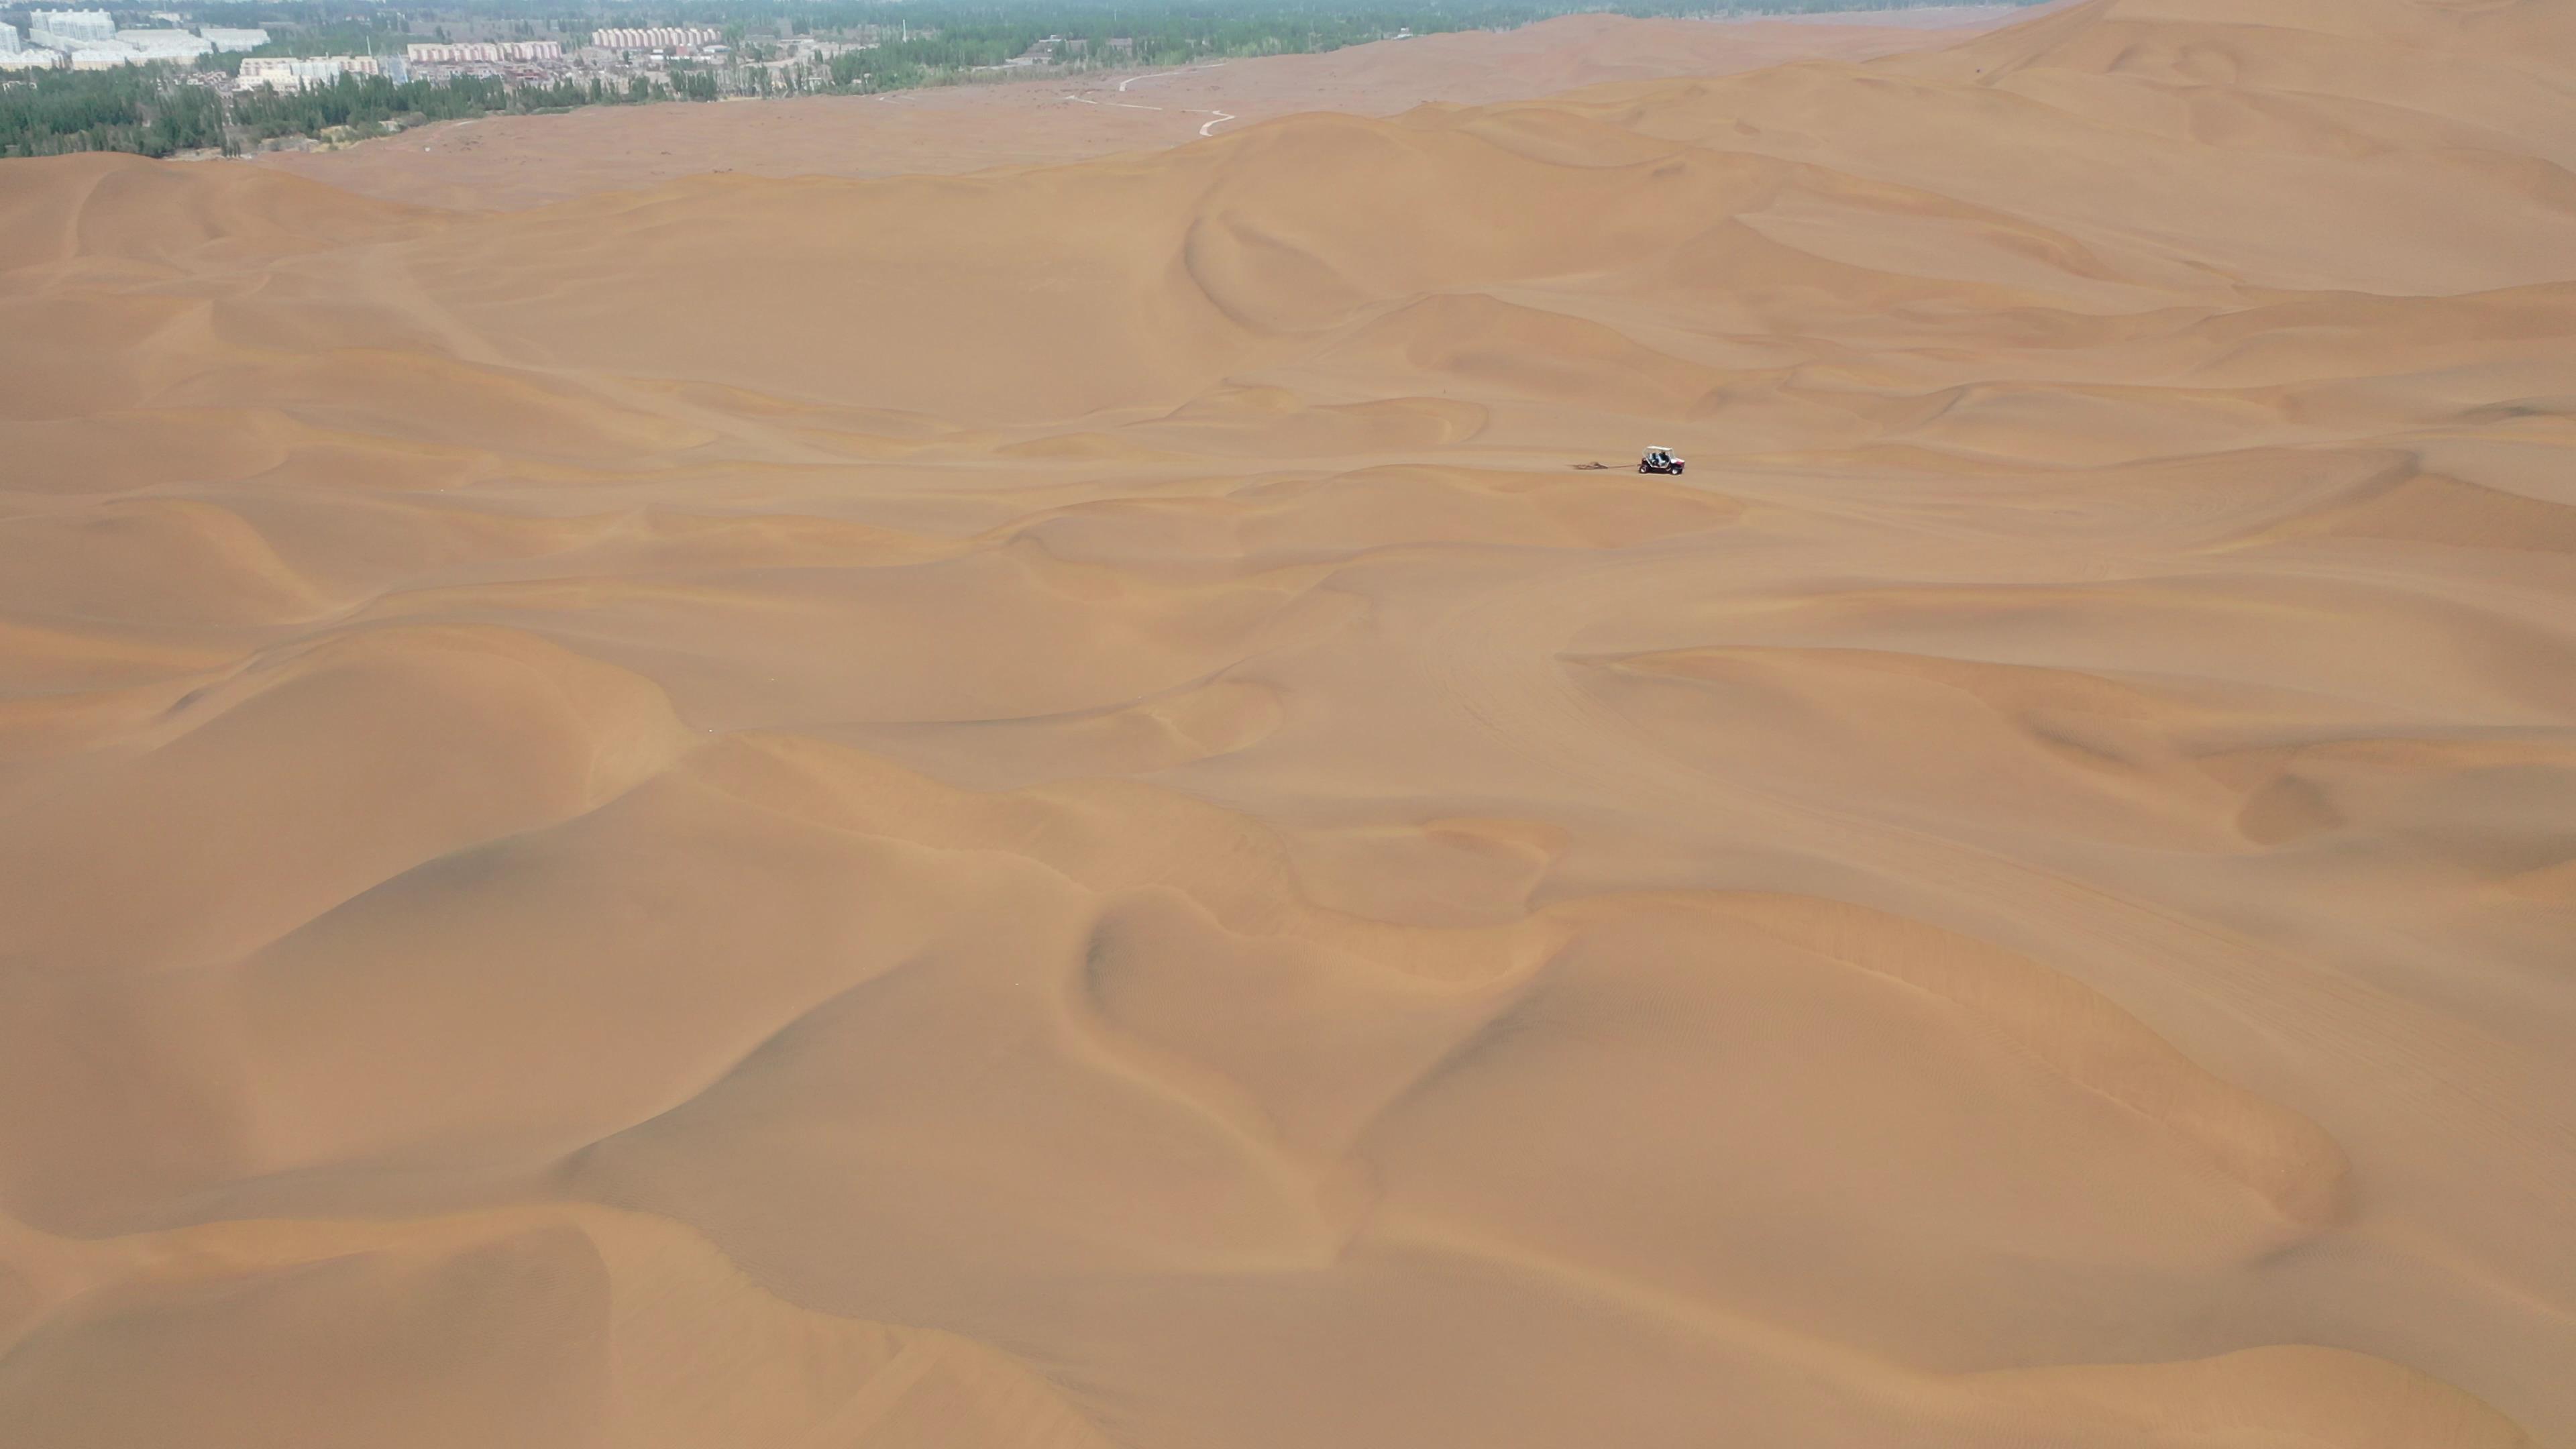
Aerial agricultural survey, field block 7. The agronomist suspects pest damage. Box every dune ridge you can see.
[2,0,2572,1444]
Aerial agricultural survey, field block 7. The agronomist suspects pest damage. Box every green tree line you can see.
[1,68,229,158]
[804,0,2028,90]
[226,70,680,142]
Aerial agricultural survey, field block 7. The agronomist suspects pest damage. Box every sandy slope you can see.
[2,0,2573,1444]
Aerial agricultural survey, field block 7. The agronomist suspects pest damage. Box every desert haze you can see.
[3,0,2574,1446]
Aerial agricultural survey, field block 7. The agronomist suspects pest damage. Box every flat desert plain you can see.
[3,1,2574,1446]
[256,9,2050,209]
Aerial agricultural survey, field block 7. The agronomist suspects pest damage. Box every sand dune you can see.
[3,1,2573,1444]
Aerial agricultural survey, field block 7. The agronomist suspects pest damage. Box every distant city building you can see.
[406,40,561,63]
[115,28,215,60]
[1004,35,1069,66]
[239,53,405,91]
[33,27,219,66]
[590,27,718,51]
[199,26,272,51]
[28,9,115,44]
[239,56,329,90]
[0,28,63,66]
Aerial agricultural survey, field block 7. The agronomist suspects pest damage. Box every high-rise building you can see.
[29,10,117,44]
[591,27,719,51]
[0,22,71,66]
[406,40,561,64]
[239,55,342,91]
[115,28,215,60]
[241,52,413,89]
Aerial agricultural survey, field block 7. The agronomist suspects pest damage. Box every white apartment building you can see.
[239,53,408,89]
[0,26,64,66]
[25,26,213,68]
[28,9,116,44]
[239,55,319,89]
[405,40,561,63]
[591,27,718,51]
[115,28,214,60]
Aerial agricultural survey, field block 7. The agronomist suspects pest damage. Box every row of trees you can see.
[0,68,229,158]
[228,71,678,141]
[2,66,693,158]
[814,0,2017,91]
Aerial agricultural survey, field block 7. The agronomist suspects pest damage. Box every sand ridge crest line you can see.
[1412,544,2575,1154]
[1362,1205,2536,1446]
[0,1200,1130,1449]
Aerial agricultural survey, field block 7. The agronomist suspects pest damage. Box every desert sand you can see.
[2,0,2573,1445]
[255,9,2051,209]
